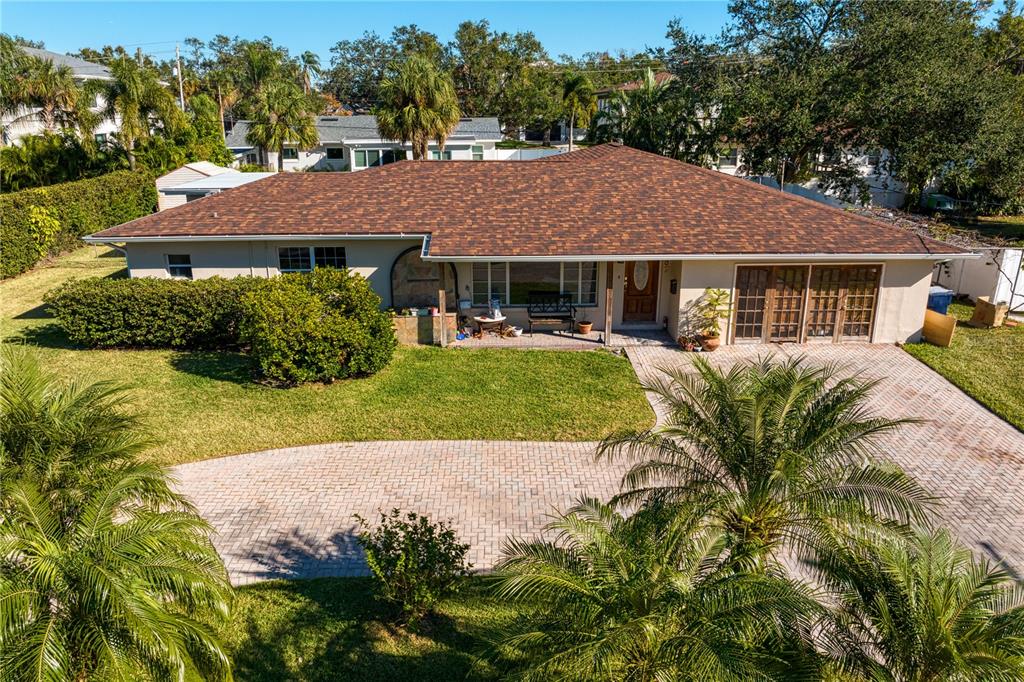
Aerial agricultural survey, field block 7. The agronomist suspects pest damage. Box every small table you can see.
[473,315,507,336]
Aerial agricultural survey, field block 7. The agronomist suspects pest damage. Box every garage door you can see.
[734,265,881,343]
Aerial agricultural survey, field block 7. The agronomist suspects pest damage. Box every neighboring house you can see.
[156,162,235,211]
[86,143,972,346]
[2,47,119,145]
[224,115,504,171]
[157,170,276,210]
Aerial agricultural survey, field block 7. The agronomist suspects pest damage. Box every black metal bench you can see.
[527,292,577,336]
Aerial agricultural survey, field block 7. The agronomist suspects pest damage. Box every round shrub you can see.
[240,268,397,385]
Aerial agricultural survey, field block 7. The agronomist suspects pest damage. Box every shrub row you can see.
[0,171,156,278]
[45,268,398,385]
[45,276,262,349]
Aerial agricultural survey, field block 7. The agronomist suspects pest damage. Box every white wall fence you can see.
[933,248,1024,313]
[493,147,565,161]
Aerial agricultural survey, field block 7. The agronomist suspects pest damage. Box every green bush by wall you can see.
[0,171,156,278]
[45,276,262,349]
[240,269,397,385]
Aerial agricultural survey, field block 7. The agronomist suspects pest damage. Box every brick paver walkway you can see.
[174,343,1024,585]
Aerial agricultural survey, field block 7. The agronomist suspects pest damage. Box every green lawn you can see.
[903,302,1024,431]
[225,578,522,681]
[0,247,654,466]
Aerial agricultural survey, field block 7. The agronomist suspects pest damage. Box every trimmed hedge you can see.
[45,276,262,349]
[240,269,397,385]
[1,171,156,278]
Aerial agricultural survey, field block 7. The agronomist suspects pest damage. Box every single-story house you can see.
[157,168,275,211]
[225,115,505,171]
[86,143,972,345]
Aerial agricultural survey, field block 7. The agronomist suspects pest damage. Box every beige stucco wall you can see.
[124,238,422,308]
[668,258,934,344]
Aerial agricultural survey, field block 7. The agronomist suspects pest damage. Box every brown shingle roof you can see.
[91,144,964,258]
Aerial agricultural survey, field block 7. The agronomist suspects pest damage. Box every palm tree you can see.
[246,80,319,171]
[591,68,672,155]
[561,72,596,153]
[597,356,932,570]
[24,59,84,133]
[299,50,321,95]
[813,528,1024,681]
[374,54,461,160]
[493,498,822,680]
[0,472,233,681]
[91,56,183,170]
[0,346,233,680]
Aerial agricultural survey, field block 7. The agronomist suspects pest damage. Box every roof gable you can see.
[91,144,964,258]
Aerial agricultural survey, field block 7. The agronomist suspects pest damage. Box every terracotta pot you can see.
[700,335,721,352]
[578,322,593,334]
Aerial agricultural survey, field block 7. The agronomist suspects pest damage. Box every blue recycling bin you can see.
[927,286,954,315]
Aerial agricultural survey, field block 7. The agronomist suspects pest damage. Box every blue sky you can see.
[1,1,733,61]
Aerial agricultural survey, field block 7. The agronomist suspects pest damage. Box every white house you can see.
[224,115,506,171]
[1,47,119,146]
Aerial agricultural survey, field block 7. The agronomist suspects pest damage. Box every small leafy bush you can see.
[355,509,472,623]
[239,268,396,385]
[1,170,156,278]
[45,276,261,348]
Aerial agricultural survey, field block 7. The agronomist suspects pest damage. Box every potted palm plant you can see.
[698,288,731,352]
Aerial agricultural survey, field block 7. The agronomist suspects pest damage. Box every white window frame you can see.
[471,262,598,307]
[278,246,347,273]
[430,149,453,161]
[165,254,193,280]
[471,144,484,161]
[353,148,403,169]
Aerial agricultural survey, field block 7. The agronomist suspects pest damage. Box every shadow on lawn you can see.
[169,350,255,385]
[231,577,511,682]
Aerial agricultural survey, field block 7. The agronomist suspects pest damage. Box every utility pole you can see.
[175,43,185,110]
[136,47,143,66]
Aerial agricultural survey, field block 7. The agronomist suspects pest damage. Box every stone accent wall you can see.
[393,313,458,345]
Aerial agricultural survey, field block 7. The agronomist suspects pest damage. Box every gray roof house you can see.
[225,115,507,171]
[2,46,118,145]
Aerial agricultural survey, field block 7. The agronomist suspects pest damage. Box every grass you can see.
[224,578,522,681]
[903,302,1024,431]
[0,246,655,466]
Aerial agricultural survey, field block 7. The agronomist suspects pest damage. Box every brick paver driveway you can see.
[630,343,1024,577]
[175,343,1024,585]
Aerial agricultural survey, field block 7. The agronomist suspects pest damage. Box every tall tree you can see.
[299,50,321,95]
[597,356,931,570]
[90,56,183,170]
[561,72,595,152]
[374,54,461,160]
[246,81,319,171]
[324,31,397,111]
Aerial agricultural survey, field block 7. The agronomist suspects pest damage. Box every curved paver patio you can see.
[174,344,1024,586]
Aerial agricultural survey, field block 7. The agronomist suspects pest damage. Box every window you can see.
[866,148,881,169]
[166,254,192,279]
[94,133,107,146]
[278,246,346,272]
[282,147,299,160]
[314,246,346,269]
[245,152,258,165]
[717,148,739,167]
[471,144,484,161]
[278,247,311,272]
[353,148,401,168]
[430,150,453,160]
[471,262,598,306]
[326,147,344,160]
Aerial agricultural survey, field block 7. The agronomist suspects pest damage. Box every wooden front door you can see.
[623,261,659,321]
